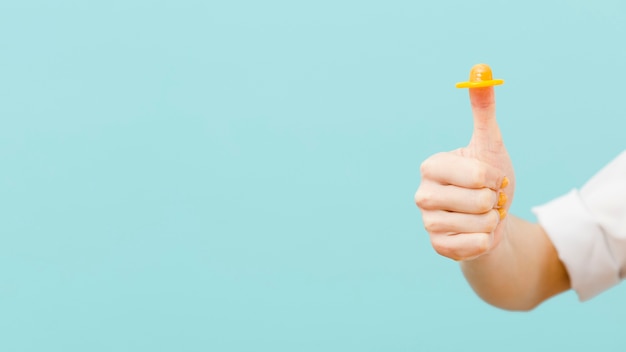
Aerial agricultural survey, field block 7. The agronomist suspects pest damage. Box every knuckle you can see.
[414,188,422,205]
[422,216,442,233]
[469,167,488,188]
[475,189,495,212]
[414,188,433,209]
[420,158,433,178]
[476,234,491,254]
[484,211,499,232]
[420,152,444,179]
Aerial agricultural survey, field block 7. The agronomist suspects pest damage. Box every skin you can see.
[414,86,571,311]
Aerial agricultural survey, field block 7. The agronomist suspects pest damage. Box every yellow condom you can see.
[455,63,504,88]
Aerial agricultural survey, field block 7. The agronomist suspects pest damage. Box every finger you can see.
[422,209,500,235]
[467,64,504,153]
[415,183,499,213]
[420,152,505,190]
[430,232,492,261]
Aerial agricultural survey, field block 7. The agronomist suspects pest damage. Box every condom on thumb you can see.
[456,64,505,155]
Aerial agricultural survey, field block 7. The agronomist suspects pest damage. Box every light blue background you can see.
[0,1,625,351]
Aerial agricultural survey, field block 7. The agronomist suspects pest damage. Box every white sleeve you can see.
[532,151,626,301]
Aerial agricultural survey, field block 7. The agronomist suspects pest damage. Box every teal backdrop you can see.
[1,1,625,351]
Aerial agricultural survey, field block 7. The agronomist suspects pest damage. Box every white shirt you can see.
[532,151,626,301]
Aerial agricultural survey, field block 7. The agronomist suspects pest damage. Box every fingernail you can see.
[497,192,507,207]
[500,176,509,189]
[497,208,507,220]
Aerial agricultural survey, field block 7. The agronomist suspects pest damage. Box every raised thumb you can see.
[470,86,501,148]
[457,64,504,151]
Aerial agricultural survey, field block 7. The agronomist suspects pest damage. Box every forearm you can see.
[460,215,571,311]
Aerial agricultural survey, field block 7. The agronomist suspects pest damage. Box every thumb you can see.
[456,64,504,152]
[470,86,501,148]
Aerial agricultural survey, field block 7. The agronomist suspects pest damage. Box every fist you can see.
[416,151,510,260]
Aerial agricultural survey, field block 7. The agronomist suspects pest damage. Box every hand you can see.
[415,85,515,261]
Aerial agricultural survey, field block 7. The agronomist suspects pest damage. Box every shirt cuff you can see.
[532,189,621,301]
